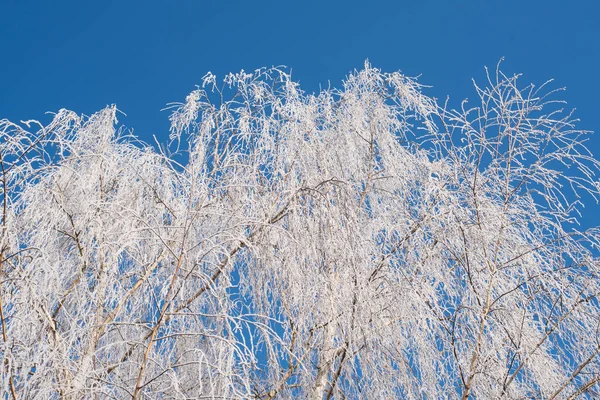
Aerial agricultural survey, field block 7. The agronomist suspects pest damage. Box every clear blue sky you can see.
[1,1,599,158]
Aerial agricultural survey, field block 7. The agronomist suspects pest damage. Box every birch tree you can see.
[1,62,599,399]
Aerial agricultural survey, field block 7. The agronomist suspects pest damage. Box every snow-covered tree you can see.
[1,62,599,399]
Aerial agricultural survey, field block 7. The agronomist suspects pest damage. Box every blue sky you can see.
[0,0,599,211]
[1,0,599,142]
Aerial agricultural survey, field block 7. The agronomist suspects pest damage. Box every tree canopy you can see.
[1,62,599,399]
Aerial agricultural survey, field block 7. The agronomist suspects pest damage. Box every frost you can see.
[0,63,599,399]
